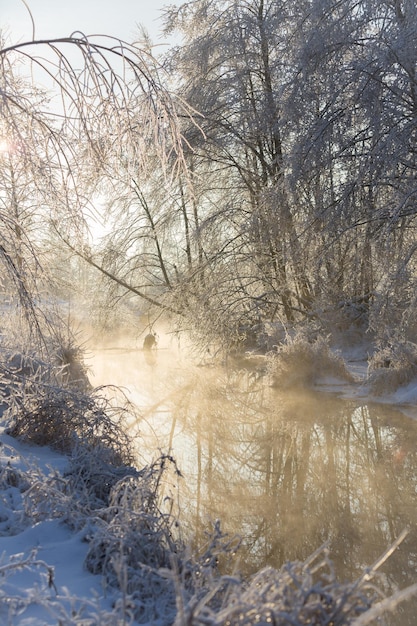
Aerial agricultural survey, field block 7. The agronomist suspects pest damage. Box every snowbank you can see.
[0,433,113,624]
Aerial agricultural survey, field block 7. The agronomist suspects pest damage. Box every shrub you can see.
[5,385,133,463]
[0,457,30,536]
[368,341,417,396]
[268,334,354,389]
[64,442,139,509]
[171,541,400,626]
[85,455,183,624]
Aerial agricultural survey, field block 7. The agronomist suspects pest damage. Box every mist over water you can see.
[87,331,417,623]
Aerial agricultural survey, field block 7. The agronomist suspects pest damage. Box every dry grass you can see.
[171,537,415,626]
[84,455,183,624]
[368,342,417,396]
[268,334,354,389]
[5,385,133,463]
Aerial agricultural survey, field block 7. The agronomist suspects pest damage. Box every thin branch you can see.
[55,228,184,316]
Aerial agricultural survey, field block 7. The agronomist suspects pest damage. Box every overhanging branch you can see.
[56,229,184,316]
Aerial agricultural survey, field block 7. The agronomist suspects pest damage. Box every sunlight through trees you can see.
[1,0,417,355]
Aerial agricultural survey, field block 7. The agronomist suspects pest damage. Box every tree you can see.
[0,29,195,346]
[4,0,417,353]
[161,0,317,337]
[285,0,417,337]
[159,0,417,347]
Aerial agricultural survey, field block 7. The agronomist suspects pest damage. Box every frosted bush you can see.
[172,542,396,626]
[368,341,417,395]
[268,334,354,388]
[5,385,133,463]
[85,456,183,624]
[0,460,29,536]
[64,442,139,508]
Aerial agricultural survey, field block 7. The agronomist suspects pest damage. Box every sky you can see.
[2,0,175,46]
[2,0,180,238]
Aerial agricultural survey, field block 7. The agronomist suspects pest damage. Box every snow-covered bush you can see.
[368,341,417,395]
[85,455,183,623]
[5,385,133,462]
[175,546,376,626]
[268,334,354,389]
[64,442,139,508]
[0,456,30,536]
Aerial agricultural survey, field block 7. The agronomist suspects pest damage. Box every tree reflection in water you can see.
[91,348,417,623]
[144,367,417,590]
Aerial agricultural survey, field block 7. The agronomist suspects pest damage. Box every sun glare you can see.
[0,139,11,154]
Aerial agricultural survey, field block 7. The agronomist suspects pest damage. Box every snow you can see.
[0,523,105,624]
[316,344,417,419]
[0,428,113,625]
[318,368,417,419]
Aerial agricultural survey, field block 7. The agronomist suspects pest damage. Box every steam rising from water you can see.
[86,327,196,461]
[86,329,417,612]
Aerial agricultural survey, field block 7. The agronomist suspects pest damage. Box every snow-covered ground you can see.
[0,430,115,625]
[317,346,417,420]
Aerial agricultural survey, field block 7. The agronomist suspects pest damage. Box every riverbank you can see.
[0,427,113,623]
[1,338,417,624]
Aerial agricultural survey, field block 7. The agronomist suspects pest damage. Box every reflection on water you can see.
[89,344,417,622]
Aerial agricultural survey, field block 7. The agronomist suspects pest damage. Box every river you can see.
[88,340,417,624]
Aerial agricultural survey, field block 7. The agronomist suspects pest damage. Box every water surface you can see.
[89,343,417,623]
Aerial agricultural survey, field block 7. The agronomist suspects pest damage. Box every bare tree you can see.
[0,28,198,341]
[159,0,417,347]
[4,0,417,352]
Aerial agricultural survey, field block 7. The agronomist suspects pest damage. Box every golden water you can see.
[89,341,417,622]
